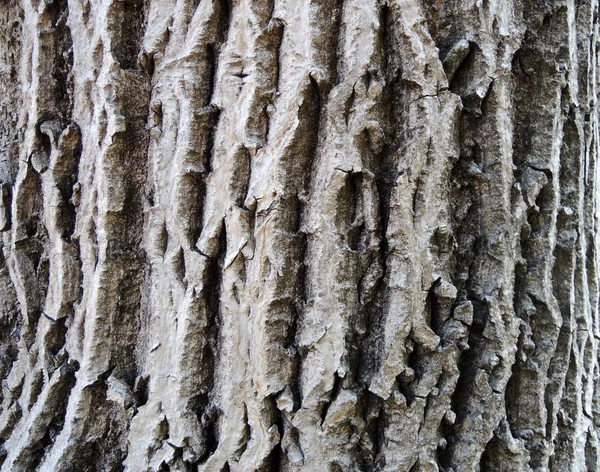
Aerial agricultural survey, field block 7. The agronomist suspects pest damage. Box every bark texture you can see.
[1,0,600,470]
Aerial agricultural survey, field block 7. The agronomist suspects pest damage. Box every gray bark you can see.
[0,0,599,470]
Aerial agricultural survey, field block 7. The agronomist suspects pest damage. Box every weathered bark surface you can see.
[1,0,600,470]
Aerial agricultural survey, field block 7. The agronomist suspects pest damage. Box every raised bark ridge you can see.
[0,0,599,471]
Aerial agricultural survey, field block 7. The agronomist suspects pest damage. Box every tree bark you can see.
[1,0,599,470]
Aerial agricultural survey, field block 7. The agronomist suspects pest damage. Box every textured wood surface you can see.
[1,0,600,470]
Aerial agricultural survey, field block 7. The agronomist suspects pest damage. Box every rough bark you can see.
[1,0,600,470]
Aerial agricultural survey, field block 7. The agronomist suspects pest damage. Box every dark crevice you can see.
[44,316,68,356]
[197,403,220,465]
[379,3,390,74]
[95,3,152,441]
[372,400,385,459]
[259,443,282,472]
[287,304,302,414]
[233,403,250,459]
[320,373,342,426]
[133,374,149,407]
[43,0,74,123]
[441,105,485,468]
[112,0,148,70]
[356,0,400,391]
[258,395,283,471]
[291,73,323,401]
[330,0,346,87]
[230,146,251,208]
[335,171,363,250]
[344,85,356,128]
[182,168,206,248]
[201,108,221,176]
[216,0,232,45]
[271,20,284,96]
[205,44,218,108]
[448,42,478,94]
[195,224,226,464]
[395,373,416,407]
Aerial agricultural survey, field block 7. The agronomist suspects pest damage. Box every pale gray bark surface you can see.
[1,0,600,470]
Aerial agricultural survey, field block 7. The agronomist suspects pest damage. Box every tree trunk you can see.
[0,0,599,470]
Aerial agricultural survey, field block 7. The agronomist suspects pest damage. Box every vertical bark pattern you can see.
[1,0,600,470]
